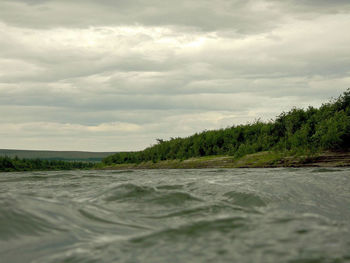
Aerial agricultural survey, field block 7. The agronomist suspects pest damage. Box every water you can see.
[1,168,350,263]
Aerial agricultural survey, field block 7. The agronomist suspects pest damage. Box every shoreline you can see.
[100,151,350,170]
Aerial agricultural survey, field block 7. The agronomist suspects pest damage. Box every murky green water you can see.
[1,168,350,263]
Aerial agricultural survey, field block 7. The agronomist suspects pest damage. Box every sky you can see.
[1,0,350,152]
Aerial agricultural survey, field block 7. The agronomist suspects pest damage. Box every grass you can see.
[100,151,350,170]
[232,151,284,168]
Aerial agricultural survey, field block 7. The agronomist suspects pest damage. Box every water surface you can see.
[1,168,350,262]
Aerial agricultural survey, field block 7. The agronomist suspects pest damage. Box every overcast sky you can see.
[1,0,349,151]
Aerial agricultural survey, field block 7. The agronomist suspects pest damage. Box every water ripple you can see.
[1,168,350,263]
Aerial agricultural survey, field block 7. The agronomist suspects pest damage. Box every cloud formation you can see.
[0,0,349,151]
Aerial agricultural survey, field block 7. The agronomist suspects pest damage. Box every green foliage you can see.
[103,89,350,165]
[313,111,350,150]
[0,156,95,172]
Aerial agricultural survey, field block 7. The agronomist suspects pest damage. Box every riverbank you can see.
[100,151,350,169]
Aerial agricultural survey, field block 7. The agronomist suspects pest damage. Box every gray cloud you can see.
[2,0,349,33]
[270,0,350,13]
[0,0,349,151]
[0,0,286,33]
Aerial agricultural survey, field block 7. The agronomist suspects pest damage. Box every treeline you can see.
[103,90,350,165]
[0,156,95,172]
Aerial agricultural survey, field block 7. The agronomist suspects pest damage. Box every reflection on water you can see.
[1,168,350,262]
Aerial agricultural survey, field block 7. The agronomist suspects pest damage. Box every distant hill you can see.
[0,149,116,162]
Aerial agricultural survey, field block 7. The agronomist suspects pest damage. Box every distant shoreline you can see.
[0,149,116,162]
[100,151,350,170]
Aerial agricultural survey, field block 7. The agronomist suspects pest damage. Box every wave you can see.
[311,168,344,173]
[102,183,201,206]
[0,200,64,240]
[150,192,202,206]
[78,208,149,230]
[108,170,135,174]
[104,184,157,202]
[156,184,184,190]
[130,216,246,245]
[147,203,246,219]
[223,191,267,207]
[0,175,50,183]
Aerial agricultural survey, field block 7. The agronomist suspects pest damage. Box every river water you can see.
[1,168,350,263]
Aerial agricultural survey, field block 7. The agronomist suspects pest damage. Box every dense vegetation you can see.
[103,90,350,165]
[0,156,95,172]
